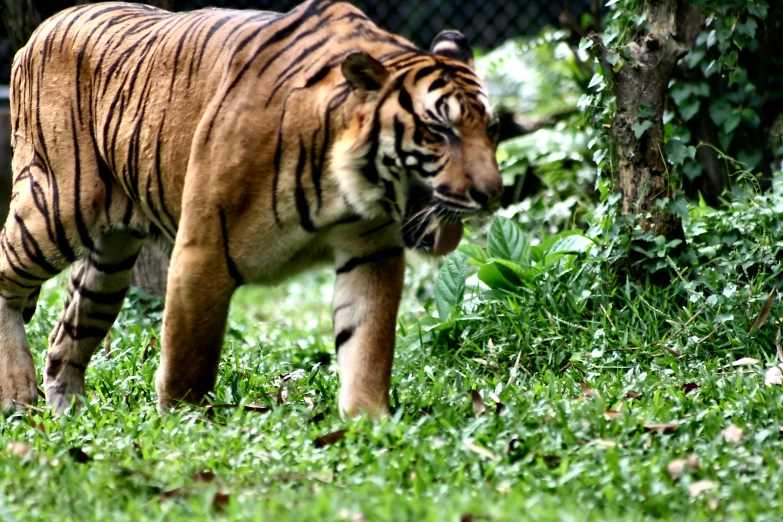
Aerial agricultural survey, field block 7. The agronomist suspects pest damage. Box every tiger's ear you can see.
[341,51,389,93]
[430,30,474,69]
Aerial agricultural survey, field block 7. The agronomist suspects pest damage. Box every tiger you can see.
[0,0,502,417]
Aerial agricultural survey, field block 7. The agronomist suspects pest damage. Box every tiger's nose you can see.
[470,172,503,209]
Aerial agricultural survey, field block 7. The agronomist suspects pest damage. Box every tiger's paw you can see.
[43,358,85,414]
[338,390,389,420]
[0,355,38,413]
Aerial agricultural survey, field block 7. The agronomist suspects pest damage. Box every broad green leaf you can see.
[631,120,652,139]
[737,18,758,38]
[723,113,741,133]
[434,252,468,321]
[488,217,528,263]
[667,139,697,166]
[709,99,732,126]
[547,235,594,255]
[458,244,490,263]
[679,99,700,122]
[477,263,517,291]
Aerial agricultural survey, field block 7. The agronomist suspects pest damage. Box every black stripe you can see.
[304,64,331,88]
[336,247,403,275]
[76,285,128,305]
[294,137,315,232]
[219,209,244,285]
[87,311,118,323]
[88,253,139,274]
[62,322,109,341]
[335,327,354,353]
[47,357,88,375]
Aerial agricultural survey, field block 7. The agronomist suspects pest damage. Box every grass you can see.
[3,192,783,521]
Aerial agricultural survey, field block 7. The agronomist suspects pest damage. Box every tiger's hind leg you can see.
[0,202,71,412]
[44,230,144,413]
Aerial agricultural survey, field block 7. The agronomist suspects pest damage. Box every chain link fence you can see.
[182,0,591,50]
[0,1,591,82]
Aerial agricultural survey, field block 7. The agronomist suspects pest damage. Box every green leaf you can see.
[477,262,518,291]
[709,99,732,126]
[434,252,469,321]
[457,244,489,263]
[679,99,700,122]
[748,2,768,18]
[631,120,652,139]
[638,105,654,119]
[667,139,696,166]
[723,112,741,133]
[488,217,528,263]
[547,235,594,256]
[737,18,758,38]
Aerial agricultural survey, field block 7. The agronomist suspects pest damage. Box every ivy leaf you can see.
[488,217,528,263]
[748,2,768,18]
[709,99,732,126]
[667,139,697,166]
[434,252,469,321]
[737,18,758,38]
[724,112,741,133]
[631,120,652,139]
[638,104,655,119]
[679,99,701,122]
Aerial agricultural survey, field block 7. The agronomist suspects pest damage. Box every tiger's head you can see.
[334,31,502,255]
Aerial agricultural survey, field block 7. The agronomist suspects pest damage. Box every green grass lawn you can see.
[3,199,783,520]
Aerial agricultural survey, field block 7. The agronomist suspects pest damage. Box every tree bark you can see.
[0,0,179,298]
[590,0,688,242]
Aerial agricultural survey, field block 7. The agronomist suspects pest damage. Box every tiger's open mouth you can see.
[401,188,467,255]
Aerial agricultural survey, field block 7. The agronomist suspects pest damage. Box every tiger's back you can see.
[11,0,405,245]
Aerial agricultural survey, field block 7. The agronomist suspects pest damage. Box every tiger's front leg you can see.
[332,246,405,418]
[155,229,238,408]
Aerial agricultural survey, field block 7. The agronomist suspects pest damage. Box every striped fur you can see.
[0,0,502,416]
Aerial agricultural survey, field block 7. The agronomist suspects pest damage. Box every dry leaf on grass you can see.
[463,440,499,461]
[750,288,776,331]
[7,441,32,458]
[507,351,522,387]
[765,366,783,386]
[470,390,486,417]
[603,410,622,421]
[161,471,230,512]
[573,381,600,401]
[722,424,744,443]
[244,403,272,414]
[7,442,58,465]
[595,439,618,448]
[625,390,643,399]
[667,455,698,477]
[726,357,760,368]
[314,429,348,448]
[681,382,701,394]
[643,423,679,434]
[689,480,719,497]
[777,328,783,363]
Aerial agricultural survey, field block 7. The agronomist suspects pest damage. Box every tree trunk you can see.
[590,0,688,242]
[0,0,178,298]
